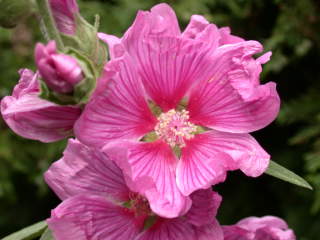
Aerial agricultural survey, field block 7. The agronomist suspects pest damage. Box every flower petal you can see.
[182,15,221,50]
[205,130,270,177]
[135,218,196,240]
[49,0,79,35]
[122,5,216,111]
[98,33,124,59]
[194,220,224,240]
[238,216,289,230]
[223,226,249,240]
[123,3,180,41]
[177,130,269,195]
[185,189,222,226]
[218,27,244,45]
[74,55,157,148]
[1,69,81,142]
[45,139,129,201]
[1,94,81,142]
[104,140,191,218]
[176,135,230,196]
[188,41,280,133]
[123,35,212,111]
[48,195,141,240]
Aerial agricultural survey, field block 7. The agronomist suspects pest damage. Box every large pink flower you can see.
[45,139,223,240]
[223,216,296,240]
[75,4,279,215]
[0,69,81,142]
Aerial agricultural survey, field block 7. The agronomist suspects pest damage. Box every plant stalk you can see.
[36,0,64,50]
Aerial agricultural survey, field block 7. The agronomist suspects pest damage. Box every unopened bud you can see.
[35,40,83,93]
[49,0,79,35]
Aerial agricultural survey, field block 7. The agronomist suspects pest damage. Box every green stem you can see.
[36,0,64,50]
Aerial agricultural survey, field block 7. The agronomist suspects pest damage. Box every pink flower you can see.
[75,4,280,216]
[0,69,81,142]
[45,139,223,240]
[35,41,83,93]
[49,0,79,35]
[223,216,296,240]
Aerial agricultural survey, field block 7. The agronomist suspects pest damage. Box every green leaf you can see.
[265,160,313,190]
[40,228,54,240]
[2,221,47,240]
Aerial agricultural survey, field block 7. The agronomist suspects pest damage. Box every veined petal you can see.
[238,216,289,230]
[123,3,180,42]
[45,139,129,201]
[194,220,224,240]
[177,130,269,195]
[12,69,39,97]
[185,189,222,226]
[123,35,212,111]
[176,134,231,196]
[135,218,196,240]
[203,130,270,177]
[49,0,79,35]
[104,140,191,218]
[74,55,157,148]
[255,227,296,240]
[1,94,81,142]
[224,216,296,240]
[188,41,280,133]
[223,226,249,240]
[182,15,221,50]
[98,33,124,59]
[48,195,141,240]
[218,27,244,45]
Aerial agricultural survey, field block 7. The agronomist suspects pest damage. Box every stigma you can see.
[155,109,196,148]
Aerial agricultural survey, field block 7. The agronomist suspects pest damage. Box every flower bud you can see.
[35,40,83,94]
[49,0,79,35]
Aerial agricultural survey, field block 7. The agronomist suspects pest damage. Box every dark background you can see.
[0,0,320,239]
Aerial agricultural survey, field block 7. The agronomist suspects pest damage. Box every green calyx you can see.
[61,14,107,71]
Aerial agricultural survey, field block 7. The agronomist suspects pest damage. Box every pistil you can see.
[155,109,196,148]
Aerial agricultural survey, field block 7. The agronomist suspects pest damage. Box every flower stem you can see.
[36,0,64,50]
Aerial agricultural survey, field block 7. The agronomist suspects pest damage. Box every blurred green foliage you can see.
[0,0,320,239]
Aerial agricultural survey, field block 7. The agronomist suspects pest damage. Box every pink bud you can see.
[49,0,79,35]
[35,41,83,94]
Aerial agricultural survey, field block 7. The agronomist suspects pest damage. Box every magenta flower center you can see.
[155,109,197,148]
[128,192,152,217]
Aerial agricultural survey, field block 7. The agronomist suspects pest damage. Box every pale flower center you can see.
[155,109,197,148]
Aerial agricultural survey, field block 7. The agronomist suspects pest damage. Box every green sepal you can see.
[39,80,77,105]
[172,145,182,158]
[148,100,162,117]
[265,160,313,190]
[68,48,97,104]
[143,215,158,230]
[2,220,47,240]
[60,14,107,72]
[141,131,158,142]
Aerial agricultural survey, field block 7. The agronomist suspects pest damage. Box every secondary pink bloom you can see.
[35,41,83,93]
[0,69,81,142]
[49,0,79,35]
[45,139,223,240]
[75,3,280,214]
[223,216,296,240]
